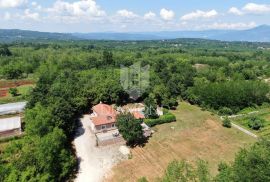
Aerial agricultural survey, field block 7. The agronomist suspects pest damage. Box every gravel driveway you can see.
[74,115,125,182]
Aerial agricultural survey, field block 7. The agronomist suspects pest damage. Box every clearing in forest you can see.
[106,102,256,182]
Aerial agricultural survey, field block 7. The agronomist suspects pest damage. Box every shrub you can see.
[144,112,176,127]
[248,116,264,130]
[0,46,12,56]
[219,107,233,115]
[163,108,169,114]
[138,177,148,182]
[222,117,232,128]
[9,87,19,97]
[162,98,178,110]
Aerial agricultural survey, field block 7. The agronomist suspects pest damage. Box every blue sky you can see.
[0,0,270,32]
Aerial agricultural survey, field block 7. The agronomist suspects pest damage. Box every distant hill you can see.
[0,29,78,42]
[72,30,235,41]
[210,25,270,42]
[1,25,270,42]
[72,32,161,40]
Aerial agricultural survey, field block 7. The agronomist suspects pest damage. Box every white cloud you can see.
[31,1,41,10]
[121,24,127,29]
[160,8,175,21]
[181,9,218,21]
[117,9,138,18]
[144,11,156,20]
[0,0,27,8]
[22,9,40,20]
[228,7,243,16]
[243,3,270,14]
[207,22,256,30]
[3,12,11,20]
[47,0,106,18]
[31,1,37,6]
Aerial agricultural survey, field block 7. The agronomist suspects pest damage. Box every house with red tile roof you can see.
[90,103,118,133]
[90,102,153,137]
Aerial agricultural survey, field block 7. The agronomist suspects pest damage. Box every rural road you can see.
[0,102,27,115]
[74,115,124,182]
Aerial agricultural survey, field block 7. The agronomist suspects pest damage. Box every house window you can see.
[101,125,106,130]
[112,123,115,128]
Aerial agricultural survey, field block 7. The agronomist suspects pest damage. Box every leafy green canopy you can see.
[188,80,269,112]
[116,113,144,146]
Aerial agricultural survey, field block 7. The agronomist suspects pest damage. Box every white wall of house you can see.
[157,107,163,116]
[90,120,117,133]
[90,120,96,132]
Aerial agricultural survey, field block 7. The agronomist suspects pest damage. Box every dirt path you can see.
[220,114,258,138]
[231,122,258,138]
[73,115,125,182]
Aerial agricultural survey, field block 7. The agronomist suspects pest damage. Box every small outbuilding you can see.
[0,116,21,138]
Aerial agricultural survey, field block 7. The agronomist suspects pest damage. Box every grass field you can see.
[0,85,34,104]
[107,102,256,182]
[0,141,9,153]
[233,106,270,137]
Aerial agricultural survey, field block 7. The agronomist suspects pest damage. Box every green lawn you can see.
[0,85,34,104]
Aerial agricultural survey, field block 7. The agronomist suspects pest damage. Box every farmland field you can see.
[0,80,34,104]
[107,102,256,182]
[0,79,34,89]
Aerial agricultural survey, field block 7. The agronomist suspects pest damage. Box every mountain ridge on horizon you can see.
[0,25,270,42]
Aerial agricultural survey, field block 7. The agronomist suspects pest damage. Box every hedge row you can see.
[144,112,176,127]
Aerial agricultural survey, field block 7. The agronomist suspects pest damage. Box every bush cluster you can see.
[222,117,232,128]
[248,116,264,130]
[144,112,176,127]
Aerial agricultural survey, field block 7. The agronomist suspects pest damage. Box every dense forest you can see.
[1,39,270,181]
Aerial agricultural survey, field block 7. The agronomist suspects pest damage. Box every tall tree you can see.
[116,113,144,146]
[144,96,158,119]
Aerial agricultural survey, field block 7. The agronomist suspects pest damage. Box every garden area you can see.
[0,79,34,104]
[232,105,270,137]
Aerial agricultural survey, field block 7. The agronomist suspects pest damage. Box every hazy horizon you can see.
[1,0,270,33]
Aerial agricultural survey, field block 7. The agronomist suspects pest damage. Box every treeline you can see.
[188,80,269,112]
[0,65,88,180]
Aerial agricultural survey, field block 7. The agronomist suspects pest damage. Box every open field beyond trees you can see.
[107,102,256,182]
[0,79,34,104]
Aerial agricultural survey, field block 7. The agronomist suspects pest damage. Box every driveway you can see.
[0,102,27,115]
[220,114,258,138]
[74,115,125,182]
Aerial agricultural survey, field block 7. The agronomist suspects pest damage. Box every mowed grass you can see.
[107,102,256,182]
